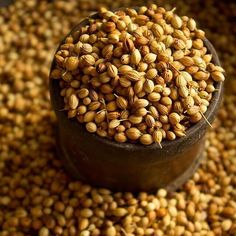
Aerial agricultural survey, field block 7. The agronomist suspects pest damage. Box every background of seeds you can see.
[0,0,235,235]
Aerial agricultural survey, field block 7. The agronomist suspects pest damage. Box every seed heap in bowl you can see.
[51,6,225,146]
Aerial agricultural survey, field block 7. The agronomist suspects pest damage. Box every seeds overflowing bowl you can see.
[51,5,225,146]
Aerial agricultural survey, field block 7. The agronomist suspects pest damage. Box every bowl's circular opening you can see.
[50,11,223,152]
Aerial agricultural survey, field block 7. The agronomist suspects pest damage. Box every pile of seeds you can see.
[0,0,236,235]
[51,5,225,145]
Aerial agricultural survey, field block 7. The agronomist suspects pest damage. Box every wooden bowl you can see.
[49,12,223,192]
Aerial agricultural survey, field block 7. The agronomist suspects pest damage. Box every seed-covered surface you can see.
[51,5,225,145]
[0,0,236,235]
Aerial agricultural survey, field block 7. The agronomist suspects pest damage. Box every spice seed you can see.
[85,122,97,133]
[126,127,142,140]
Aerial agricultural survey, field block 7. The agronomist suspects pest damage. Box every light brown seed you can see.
[137,62,148,72]
[179,56,194,67]
[89,90,99,101]
[144,53,157,64]
[120,54,130,64]
[206,84,215,93]
[163,69,173,83]
[128,87,135,105]
[149,106,159,119]
[171,15,183,29]
[96,128,108,138]
[68,94,79,110]
[51,69,62,79]
[85,122,97,133]
[211,71,225,82]
[173,39,186,50]
[125,70,141,82]
[146,69,158,80]
[174,129,186,137]
[119,77,132,87]
[81,43,93,54]
[133,99,149,109]
[120,110,129,119]
[140,134,154,145]
[188,18,197,31]
[169,113,181,125]
[102,44,113,59]
[109,119,121,129]
[161,97,172,106]
[103,21,116,32]
[145,114,155,128]
[134,80,144,94]
[178,86,189,98]
[107,63,118,78]
[126,127,142,140]
[116,125,126,133]
[124,37,135,52]
[84,111,96,122]
[183,96,195,108]
[107,101,117,112]
[39,227,49,236]
[166,131,176,140]
[94,111,106,123]
[148,92,161,102]
[106,226,116,236]
[173,50,185,60]
[153,130,163,146]
[187,106,200,115]
[193,39,204,49]
[80,55,95,66]
[194,71,210,81]
[64,57,79,71]
[130,49,142,65]
[162,87,171,96]
[190,112,202,123]
[78,88,89,99]
[80,208,93,218]
[144,79,155,93]
[135,108,148,117]
[79,218,89,231]
[129,115,143,124]
[159,115,169,124]
[107,111,120,120]
[78,105,87,115]
[100,84,113,94]
[99,72,111,83]
[135,36,149,45]
[152,24,164,37]
[170,87,179,101]
[116,96,128,110]
[180,71,193,82]
[87,100,100,110]
[113,208,128,217]
[156,104,169,115]
[222,220,232,232]
[114,132,127,143]
[221,207,236,218]
[97,63,107,73]
[83,97,91,106]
